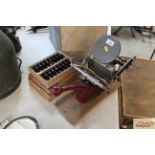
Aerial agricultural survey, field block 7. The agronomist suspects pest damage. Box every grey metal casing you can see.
[48,26,61,51]
[0,31,21,99]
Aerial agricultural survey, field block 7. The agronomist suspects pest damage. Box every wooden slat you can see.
[29,78,54,102]
[29,71,79,95]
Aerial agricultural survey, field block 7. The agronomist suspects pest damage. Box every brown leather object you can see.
[121,59,155,118]
[60,26,107,53]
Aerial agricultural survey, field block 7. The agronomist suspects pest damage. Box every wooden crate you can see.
[120,59,155,128]
[28,51,79,101]
[29,77,55,102]
[28,52,77,88]
[29,71,78,94]
[29,71,79,102]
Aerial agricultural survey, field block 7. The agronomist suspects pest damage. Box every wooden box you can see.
[28,52,77,88]
[120,59,155,128]
[28,52,78,101]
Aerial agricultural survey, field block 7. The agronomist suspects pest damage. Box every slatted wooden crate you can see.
[28,52,76,88]
[28,52,78,101]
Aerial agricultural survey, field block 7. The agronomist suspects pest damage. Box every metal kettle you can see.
[0,31,21,99]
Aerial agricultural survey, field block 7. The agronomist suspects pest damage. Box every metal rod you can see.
[150,49,155,60]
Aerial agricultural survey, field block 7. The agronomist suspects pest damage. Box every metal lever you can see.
[51,85,87,96]
[50,80,103,103]
[115,56,136,77]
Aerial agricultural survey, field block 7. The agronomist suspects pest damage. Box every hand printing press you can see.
[29,35,135,103]
[52,35,135,102]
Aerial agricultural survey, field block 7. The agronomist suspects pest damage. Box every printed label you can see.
[133,118,155,129]
[105,39,115,47]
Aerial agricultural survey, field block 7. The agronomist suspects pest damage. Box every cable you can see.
[3,116,40,129]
